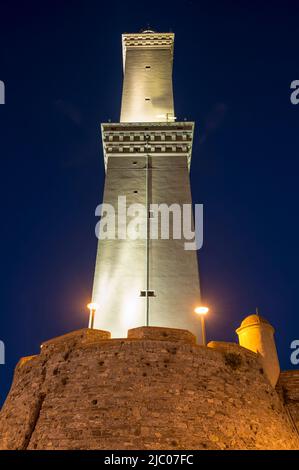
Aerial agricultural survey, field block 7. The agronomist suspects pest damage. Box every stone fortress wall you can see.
[277,369,299,435]
[0,325,298,450]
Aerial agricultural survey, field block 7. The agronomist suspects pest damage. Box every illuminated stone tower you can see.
[91,30,201,339]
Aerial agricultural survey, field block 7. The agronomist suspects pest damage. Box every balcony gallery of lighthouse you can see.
[90,29,202,340]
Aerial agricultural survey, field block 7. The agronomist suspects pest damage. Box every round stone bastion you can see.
[0,327,298,450]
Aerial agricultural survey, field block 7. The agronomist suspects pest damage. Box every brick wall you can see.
[277,370,299,436]
[0,327,298,450]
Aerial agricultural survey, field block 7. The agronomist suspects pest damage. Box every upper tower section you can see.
[120,30,175,123]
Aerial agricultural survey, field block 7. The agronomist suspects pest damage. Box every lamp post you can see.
[87,302,97,329]
[194,306,209,346]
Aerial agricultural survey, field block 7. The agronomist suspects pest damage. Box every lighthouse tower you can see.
[91,30,201,339]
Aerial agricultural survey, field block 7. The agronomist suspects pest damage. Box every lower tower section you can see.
[91,122,201,339]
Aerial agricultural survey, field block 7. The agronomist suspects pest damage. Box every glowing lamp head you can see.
[87,302,98,312]
[195,306,209,315]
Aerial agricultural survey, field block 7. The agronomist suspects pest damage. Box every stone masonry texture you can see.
[277,370,299,435]
[0,327,298,450]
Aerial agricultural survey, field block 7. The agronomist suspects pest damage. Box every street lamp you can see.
[194,306,209,346]
[87,302,97,329]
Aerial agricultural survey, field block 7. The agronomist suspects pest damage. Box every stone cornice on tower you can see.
[101,121,194,172]
[122,32,174,71]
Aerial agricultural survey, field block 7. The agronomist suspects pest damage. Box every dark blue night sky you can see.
[0,0,299,404]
